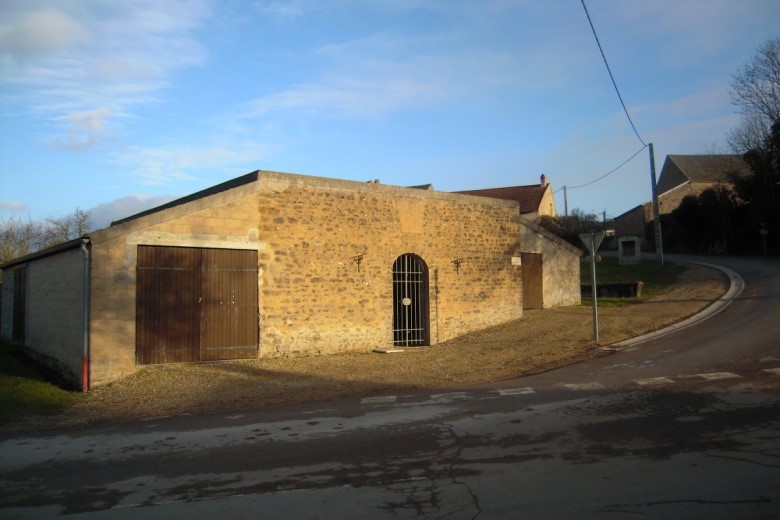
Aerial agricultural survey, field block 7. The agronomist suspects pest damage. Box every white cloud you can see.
[252,1,307,21]
[0,8,87,59]
[113,140,274,185]
[50,108,113,150]
[242,43,579,121]
[0,200,29,213]
[245,73,447,120]
[0,0,210,149]
[87,194,177,229]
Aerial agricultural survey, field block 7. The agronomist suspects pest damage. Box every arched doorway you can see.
[392,254,430,346]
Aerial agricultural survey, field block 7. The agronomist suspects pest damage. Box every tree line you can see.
[0,209,92,277]
[668,38,779,255]
[666,121,779,254]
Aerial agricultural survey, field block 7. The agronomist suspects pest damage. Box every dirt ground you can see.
[24,263,729,431]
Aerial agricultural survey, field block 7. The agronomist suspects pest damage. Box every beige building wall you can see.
[86,180,263,386]
[613,181,725,250]
[614,204,652,240]
[520,219,581,308]
[23,248,85,384]
[537,185,557,217]
[657,181,723,215]
[85,171,523,386]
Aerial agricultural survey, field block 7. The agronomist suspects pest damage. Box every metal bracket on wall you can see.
[452,258,463,274]
[350,254,365,272]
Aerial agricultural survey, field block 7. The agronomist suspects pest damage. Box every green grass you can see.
[0,341,82,422]
[580,256,687,307]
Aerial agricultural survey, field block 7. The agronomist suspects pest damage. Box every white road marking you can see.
[696,372,741,380]
[497,387,536,396]
[361,395,397,405]
[635,377,675,386]
[763,367,780,376]
[562,382,605,391]
[759,357,780,363]
[430,392,469,401]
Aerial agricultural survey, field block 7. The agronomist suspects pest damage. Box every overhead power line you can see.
[580,0,646,147]
[555,144,646,192]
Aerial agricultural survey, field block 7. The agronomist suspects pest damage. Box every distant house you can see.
[455,174,557,220]
[613,155,750,243]
[654,155,749,214]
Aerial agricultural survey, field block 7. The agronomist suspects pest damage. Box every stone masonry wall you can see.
[256,173,523,356]
[83,171,522,386]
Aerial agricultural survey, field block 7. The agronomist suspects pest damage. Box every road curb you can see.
[607,260,745,350]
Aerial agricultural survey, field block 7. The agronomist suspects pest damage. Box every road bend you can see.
[1,255,778,519]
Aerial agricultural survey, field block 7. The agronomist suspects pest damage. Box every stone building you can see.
[518,217,581,309]
[454,175,580,309]
[613,154,750,246]
[1,170,531,389]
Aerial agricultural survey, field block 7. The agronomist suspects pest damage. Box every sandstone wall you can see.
[84,171,523,385]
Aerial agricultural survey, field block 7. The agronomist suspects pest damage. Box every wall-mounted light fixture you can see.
[350,254,365,272]
[452,258,463,273]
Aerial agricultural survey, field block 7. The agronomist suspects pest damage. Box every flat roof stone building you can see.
[2,170,542,389]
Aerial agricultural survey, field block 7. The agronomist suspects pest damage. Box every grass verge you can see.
[0,342,82,424]
[581,257,687,306]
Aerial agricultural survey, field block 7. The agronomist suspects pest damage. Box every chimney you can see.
[540,174,548,186]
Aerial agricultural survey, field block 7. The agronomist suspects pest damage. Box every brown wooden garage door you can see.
[136,246,258,364]
[521,252,543,310]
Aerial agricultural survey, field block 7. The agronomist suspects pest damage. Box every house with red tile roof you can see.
[455,175,557,220]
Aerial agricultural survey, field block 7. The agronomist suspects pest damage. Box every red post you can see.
[82,356,89,392]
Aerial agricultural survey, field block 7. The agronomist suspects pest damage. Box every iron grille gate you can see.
[392,254,429,346]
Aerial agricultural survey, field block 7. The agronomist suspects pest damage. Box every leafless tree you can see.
[727,112,771,153]
[729,38,780,152]
[43,208,92,246]
[0,218,46,266]
[0,209,93,281]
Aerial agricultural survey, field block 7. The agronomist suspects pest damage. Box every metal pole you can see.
[563,185,569,217]
[649,143,664,264]
[80,239,91,392]
[590,233,599,342]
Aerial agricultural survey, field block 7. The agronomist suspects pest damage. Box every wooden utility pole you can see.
[563,185,569,217]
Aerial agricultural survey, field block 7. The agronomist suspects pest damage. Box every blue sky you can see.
[1,1,779,228]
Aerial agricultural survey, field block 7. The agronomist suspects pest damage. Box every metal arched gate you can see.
[392,254,430,346]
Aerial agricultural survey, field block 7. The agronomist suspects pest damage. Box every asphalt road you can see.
[1,255,779,519]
